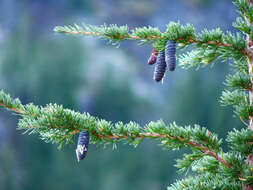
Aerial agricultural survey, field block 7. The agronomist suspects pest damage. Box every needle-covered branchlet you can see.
[92,131,233,169]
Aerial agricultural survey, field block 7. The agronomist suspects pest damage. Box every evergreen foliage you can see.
[1,0,253,189]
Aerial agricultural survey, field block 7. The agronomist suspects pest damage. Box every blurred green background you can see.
[0,0,243,190]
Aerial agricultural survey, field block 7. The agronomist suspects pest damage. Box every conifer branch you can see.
[167,173,242,190]
[0,90,233,169]
[54,23,247,55]
[54,25,235,48]
[93,130,233,168]
[1,0,252,189]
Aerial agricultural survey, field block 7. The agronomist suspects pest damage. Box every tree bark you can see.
[244,39,253,189]
[244,1,253,188]
[248,36,253,131]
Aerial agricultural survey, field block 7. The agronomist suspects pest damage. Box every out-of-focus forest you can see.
[0,0,243,190]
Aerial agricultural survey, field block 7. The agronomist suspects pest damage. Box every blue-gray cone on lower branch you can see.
[165,40,176,71]
[76,130,89,162]
[153,51,166,82]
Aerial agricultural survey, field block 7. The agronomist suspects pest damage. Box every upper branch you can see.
[54,26,231,48]
[54,22,247,56]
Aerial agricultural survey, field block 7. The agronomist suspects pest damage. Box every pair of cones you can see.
[148,40,176,82]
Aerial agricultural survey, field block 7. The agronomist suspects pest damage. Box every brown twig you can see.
[241,116,250,127]
[91,131,232,169]
[56,29,247,55]
[0,102,25,114]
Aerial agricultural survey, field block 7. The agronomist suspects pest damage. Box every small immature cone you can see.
[147,48,158,65]
[75,131,89,162]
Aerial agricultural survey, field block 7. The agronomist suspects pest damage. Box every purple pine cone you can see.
[153,51,166,82]
[165,40,176,71]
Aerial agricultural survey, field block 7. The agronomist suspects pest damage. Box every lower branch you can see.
[0,91,232,170]
[94,131,232,168]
